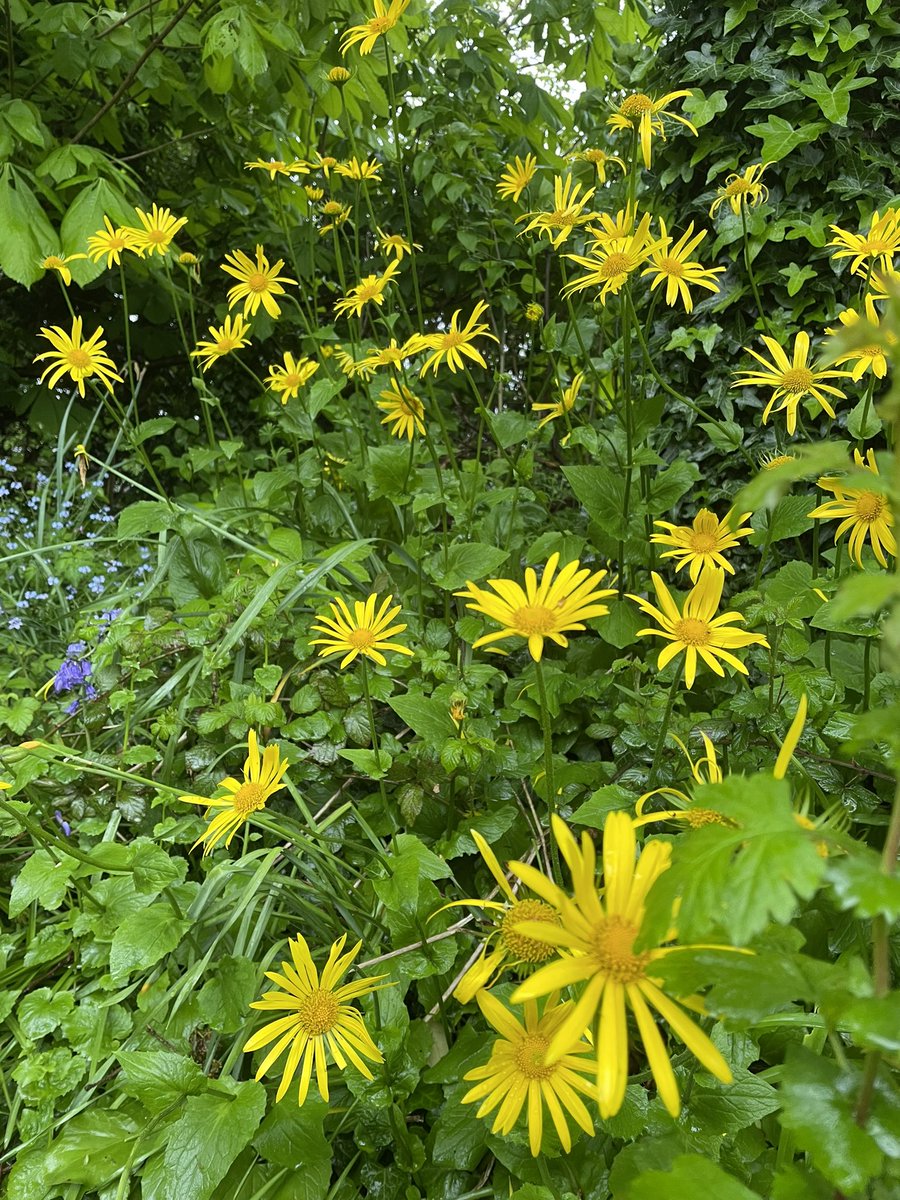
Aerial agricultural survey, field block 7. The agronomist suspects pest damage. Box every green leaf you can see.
[253,1099,331,1189]
[827,850,900,921]
[130,839,188,894]
[388,692,456,745]
[736,443,848,513]
[337,748,392,778]
[841,993,900,1053]
[18,987,74,1039]
[133,417,177,444]
[750,494,812,544]
[0,163,58,285]
[745,115,828,162]
[109,903,190,980]
[59,178,133,286]
[570,784,634,828]
[778,262,817,297]
[847,395,882,440]
[9,849,74,917]
[368,443,417,501]
[431,1084,489,1170]
[424,542,509,591]
[797,71,875,126]
[0,695,39,735]
[624,1155,759,1199]
[563,465,630,539]
[7,1112,140,1200]
[647,459,701,514]
[116,1050,207,1114]
[688,1072,780,1134]
[827,572,900,621]
[197,955,258,1034]
[117,500,175,539]
[682,89,728,127]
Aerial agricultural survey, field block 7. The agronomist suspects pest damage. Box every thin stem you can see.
[534,659,561,881]
[649,672,680,785]
[741,205,771,336]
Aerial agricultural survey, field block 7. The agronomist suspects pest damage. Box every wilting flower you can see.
[41,252,87,286]
[341,0,410,55]
[709,163,770,218]
[376,381,425,439]
[243,932,386,1104]
[376,228,421,260]
[462,991,595,1155]
[640,219,725,313]
[628,567,768,688]
[457,552,615,662]
[497,153,538,203]
[127,203,188,257]
[34,316,123,397]
[607,90,697,168]
[532,372,583,431]
[562,211,658,303]
[334,259,400,318]
[190,313,252,371]
[524,302,543,322]
[517,174,599,248]
[319,201,352,235]
[808,448,895,568]
[86,216,140,268]
[732,332,850,435]
[824,296,895,381]
[221,245,297,319]
[571,147,626,183]
[310,593,414,669]
[335,157,382,182]
[829,207,900,274]
[417,300,498,374]
[651,508,754,581]
[265,352,320,403]
[179,729,290,854]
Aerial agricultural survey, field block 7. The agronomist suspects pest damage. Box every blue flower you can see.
[8,617,23,630]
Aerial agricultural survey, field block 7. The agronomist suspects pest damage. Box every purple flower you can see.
[8,617,23,630]
[65,698,79,714]
[54,811,72,836]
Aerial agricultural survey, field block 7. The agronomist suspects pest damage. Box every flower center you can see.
[620,93,653,118]
[147,228,167,243]
[512,604,556,635]
[861,344,883,358]
[861,237,890,255]
[66,348,92,370]
[779,367,814,394]
[356,281,380,301]
[657,255,685,277]
[322,201,342,214]
[589,915,650,982]
[297,987,339,1036]
[855,491,884,522]
[441,330,465,348]
[45,256,65,269]
[725,178,753,196]
[762,454,795,470]
[688,531,717,553]
[549,209,577,226]
[216,337,237,353]
[501,899,559,962]
[600,252,631,278]
[368,14,392,33]
[281,373,301,388]
[513,1033,554,1080]
[232,780,268,817]
[684,807,730,828]
[584,149,606,162]
[347,627,376,649]
[674,617,711,646]
[247,272,269,293]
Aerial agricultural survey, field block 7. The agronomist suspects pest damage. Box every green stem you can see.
[741,205,771,336]
[534,658,561,881]
[359,658,391,824]
[649,672,680,785]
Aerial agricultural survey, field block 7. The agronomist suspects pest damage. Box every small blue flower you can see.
[8,617,23,630]
[65,698,79,714]
[47,576,60,586]
[54,811,72,836]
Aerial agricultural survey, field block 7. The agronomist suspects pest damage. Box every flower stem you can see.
[741,205,771,336]
[533,658,561,881]
[649,672,680,785]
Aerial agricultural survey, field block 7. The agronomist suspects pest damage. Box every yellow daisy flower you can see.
[328,65,352,84]
[633,730,730,831]
[709,163,770,218]
[265,352,320,403]
[517,174,599,248]
[221,245,297,319]
[824,296,895,381]
[732,332,850,435]
[585,203,638,248]
[334,259,400,319]
[340,0,410,55]
[640,219,725,313]
[808,448,895,568]
[376,228,421,260]
[562,212,659,303]
[759,451,796,471]
[314,153,339,176]
[417,299,498,375]
[319,202,352,235]
[179,252,200,266]
[628,568,768,689]
[829,207,900,274]
[334,156,382,182]
[245,159,290,179]
[335,347,375,378]
[178,729,290,855]
[34,316,122,398]
[304,185,325,202]
[509,812,735,1119]
[40,252,87,286]
[532,372,583,430]
[361,335,420,372]
[456,552,615,662]
[497,153,538,203]
[570,147,626,183]
[310,593,414,669]
[865,264,900,300]
[243,932,387,1104]
[376,381,425,439]
[462,991,595,1156]
[127,203,188,257]
[524,301,543,322]
[607,90,697,168]
[650,508,754,581]
[86,216,140,268]
[190,313,252,371]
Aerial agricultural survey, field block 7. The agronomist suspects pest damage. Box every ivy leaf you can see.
[745,115,828,162]
[797,70,875,125]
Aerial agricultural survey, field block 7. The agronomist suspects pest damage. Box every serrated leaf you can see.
[424,542,510,591]
[197,955,258,1034]
[109,903,190,980]
[117,500,175,539]
[388,692,456,745]
[116,1050,207,1113]
[9,849,74,917]
[0,163,57,285]
[624,1155,759,1199]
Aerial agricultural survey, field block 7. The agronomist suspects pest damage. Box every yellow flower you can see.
[417,299,498,375]
[127,203,188,257]
[585,203,638,248]
[509,813,734,1119]
[650,508,754,582]
[456,552,615,662]
[310,593,414,669]
[808,448,895,568]
[179,729,290,854]
[640,219,725,313]
[335,156,382,182]
[497,153,538,203]
[462,991,595,1155]
[304,185,325,202]
[34,316,122,398]
[40,252,87,286]
[341,0,410,55]
[376,228,421,260]
[562,211,658,303]
[314,153,339,176]
[179,251,200,266]
[709,163,770,218]
[760,451,796,471]
[190,313,252,371]
[732,332,850,435]
[824,296,895,381]
[829,207,900,274]
[265,352,320,403]
[866,264,900,300]
[524,301,543,322]
[532,372,582,430]
[243,932,386,1104]
[245,159,290,179]
[517,174,598,248]
[628,568,768,689]
[221,245,296,319]
[607,90,697,168]
[633,731,731,832]
[361,336,421,372]
[571,147,626,183]
[335,347,375,378]
[376,381,425,439]
[327,65,352,83]
[86,216,140,268]
[319,202,352,235]
[334,259,400,318]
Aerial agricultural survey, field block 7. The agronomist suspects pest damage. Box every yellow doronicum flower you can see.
[607,90,697,168]
[633,730,730,832]
[866,264,900,300]
[509,813,735,1119]
[808,448,895,568]
[571,147,626,183]
[327,65,352,83]
[221,245,297,319]
[190,313,251,371]
[335,347,373,378]
[314,153,339,176]
[417,300,498,374]
[496,153,538,203]
[34,316,122,397]
[563,212,659,303]
[127,204,188,257]
[709,163,770,218]
[334,259,400,318]
[462,991,595,1156]
[650,508,754,581]
[86,216,140,268]
[265,352,320,403]
[829,207,900,274]
[532,372,582,430]
[243,932,386,1104]
[179,251,200,266]
[524,301,543,322]
[732,332,850,435]
[245,159,291,179]
[457,552,615,662]
[304,185,325,202]
[376,228,420,260]
[334,156,382,182]
[824,296,895,381]
[376,381,425,439]
[641,219,725,313]
[629,568,768,689]
[341,0,410,54]
[361,335,421,372]
[41,252,87,286]
[585,203,638,249]
[759,451,796,471]
[310,593,414,669]
[517,174,599,248]
[319,202,352,235]
[179,729,290,854]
